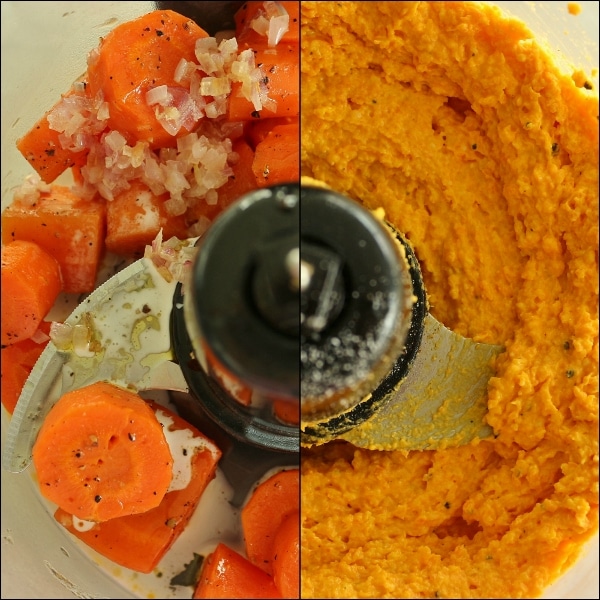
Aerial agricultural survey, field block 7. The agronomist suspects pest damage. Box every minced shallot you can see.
[144,229,198,286]
[248,1,290,47]
[12,173,52,207]
[49,319,96,358]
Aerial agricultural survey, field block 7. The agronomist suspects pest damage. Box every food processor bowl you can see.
[1,1,598,598]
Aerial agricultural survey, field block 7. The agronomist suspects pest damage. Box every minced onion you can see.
[145,85,174,107]
[49,320,96,358]
[49,322,74,351]
[12,174,51,207]
[249,1,290,47]
[144,229,198,286]
[30,327,51,345]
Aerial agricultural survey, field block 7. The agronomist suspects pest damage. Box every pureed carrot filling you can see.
[300,2,599,598]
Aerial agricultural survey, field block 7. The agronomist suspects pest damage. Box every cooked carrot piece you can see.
[227,44,299,122]
[234,1,300,46]
[211,137,258,214]
[1,185,106,293]
[1,355,29,415]
[33,382,174,522]
[1,241,62,346]
[54,400,222,573]
[246,117,297,150]
[71,164,85,187]
[273,399,300,426]
[241,469,300,575]
[272,509,300,599]
[106,180,189,257]
[1,322,51,414]
[87,10,209,149]
[252,121,299,188]
[193,543,282,599]
[16,90,90,184]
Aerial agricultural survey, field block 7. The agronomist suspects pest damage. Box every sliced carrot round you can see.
[1,240,62,346]
[87,10,209,149]
[193,543,282,599]
[1,322,51,414]
[241,468,299,575]
[32,381,173,522]
[273,399,299,426]
[251,121,299,188]
[272,509,300,599]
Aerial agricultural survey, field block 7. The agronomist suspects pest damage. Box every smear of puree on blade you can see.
[300,2,599,598]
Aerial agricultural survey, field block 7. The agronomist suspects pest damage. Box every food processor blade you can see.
[338,313,502,451]
[300,184,503,450]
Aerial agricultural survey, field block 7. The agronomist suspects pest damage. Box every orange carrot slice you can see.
[272,509,300,599]
[1,185,106,294]
[1,240,62,346]
[33,382,173,522]
[209,137,258,216]
[54,399,222,573]
[246,117,297,150]
[16,89,90,184]
[105,180,189,257]
[241,468,300,575]
[193,543,282,599]
[252,121,299,188]
[273,399,300,426]
[1,322,51,414]
[87,10,209,149]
